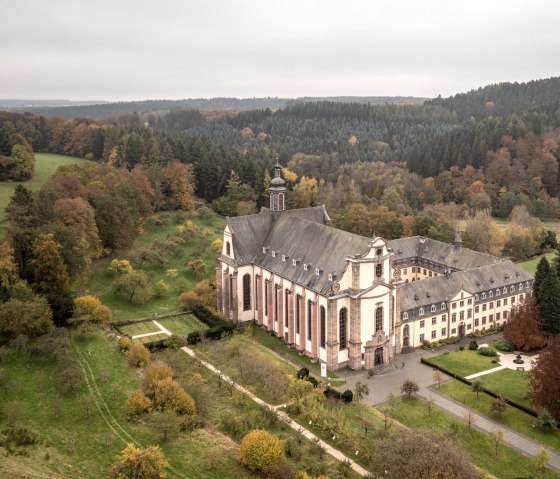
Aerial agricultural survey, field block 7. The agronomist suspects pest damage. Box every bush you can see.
[459,345,465,351]
[153,377,196,415]
[297,367,310,379]
[128,343,151,367]
[535,409,558,432]
[478,347,497,357]
[204,324,234,341]
[146,334,188,352]
[341,390,353,403]
[187,331,201,344]
[239,429,285,473]
[495,339,515,352]
[323,387,353,403]
[143,360,173,397]
[125,390,152,418]
[118,337,132,352]
[191,304,228,328]
[468,340,478,350]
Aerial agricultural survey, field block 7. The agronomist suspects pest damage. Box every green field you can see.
[157,315,206,336]
[0,330,245,479]
[518,252,556,275]
[0,152,86,225]
[87,211,223,322]
[389,397,560,479]
[428,349,499,377]
[476,368,530,406]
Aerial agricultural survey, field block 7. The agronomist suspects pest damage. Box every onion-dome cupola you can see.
[269,159,286,213]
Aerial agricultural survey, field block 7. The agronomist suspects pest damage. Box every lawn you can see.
[0,330,245,479]
[87,211,223,323]
[119,321,161,337]
[437,379,560,452]
[157,314,207,336]
[0,152,85,225]
[389,396,560,479]
[477,368,530,406]
[518,252,556,275]
[428,349,499,377]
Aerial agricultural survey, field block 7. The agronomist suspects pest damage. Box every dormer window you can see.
[481,293,486,300]
[419,308,424,316]
[441,303,446,310]
[526,281,530,288]
[496,289,500,296]
[303,264,309,271]
[292,259,297,266]
[376,248,383,256]
[503,287,507,294]
[328,273,337,281]
[489,291,493,298]
[315,268,323,276]
[282,255,288,262]
[475,294,479,301]
[271,251,276,258]
[262,246,269,254]
[403,312,409,320]
[431,305,436,313]
[510,285,514,293]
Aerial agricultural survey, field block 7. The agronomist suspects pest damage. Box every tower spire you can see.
[269,157,286,214]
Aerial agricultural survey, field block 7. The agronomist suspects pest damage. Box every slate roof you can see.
[253,214,370,296]
[388,236,501,271]
[399,260,533,312]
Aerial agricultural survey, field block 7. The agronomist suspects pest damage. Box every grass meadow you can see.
[428,349,499,377]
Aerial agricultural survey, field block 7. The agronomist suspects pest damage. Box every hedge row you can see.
[187,304,233,344]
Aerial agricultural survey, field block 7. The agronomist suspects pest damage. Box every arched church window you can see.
[243,274,251,311]
[226,241,231,256]
[375,307,383,332]
[307,300,313,340]
[403,324,410,337]
[320,306,326,348]
[279,193,284,211]
[339,307,348,350]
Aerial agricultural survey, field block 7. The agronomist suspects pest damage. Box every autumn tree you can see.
[464,212,504,256]
[128,343,151,368]
[180,279,216,310]
[372,430,478,479]
[490,396,507,418]
[30,232,72,324]
[153,377,196,415]
[110,443,168,479]
[113,270,153,304]
[186,259,206,278]
[528,336,560,420]
[239,429,285,474]
[125,391,153,419]
[73,295,112,324]
[503,295,547,351]
[0,296,52,339]
[143,360,173,397]
[164,161,195,211]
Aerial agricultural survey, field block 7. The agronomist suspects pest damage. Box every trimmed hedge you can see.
[191,304,228,328]
[478,346,497,357]
[145,334,188,352]
[324,386,353,403]
[186,304,233,344]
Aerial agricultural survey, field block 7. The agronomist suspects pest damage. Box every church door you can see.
[402,324,409,347]
[374,347,384,365]
[459,324,465,337]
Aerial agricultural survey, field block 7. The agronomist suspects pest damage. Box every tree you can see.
[30,232,72,324]
[464,411,477,430]
[534,409,558,431]
[533,447,550,479]
[426,395,435,417]
[400,379,419,398]
[372,430,478,479]
[113,270,153,304]
[353,381,369,403]
[534,257,560,334]
[153,377,196,415]
[490,396,507,418]
[239,429,285,474]
[73,295,112,324]
[432,370,443,388]
[186,259,206,278]
[110,443,168,479]
[471,379,484,399]
[147,410,183,442]
[0,241,18,293]
[125,391,153,419]
[528,336,560,420]
[179,280,216,310]
[128,343,151,368]
[164,161,195,210]
[503,295,547,351]
[464,212,504,256]
[489,429,504,456]
[0,297,53,339]
[143,360,173,397]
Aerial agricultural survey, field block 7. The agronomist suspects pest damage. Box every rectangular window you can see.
[419,333,424,342]
[467,309,472,319]
[296,295,301,334]
[452,302,457,309]
[482,316,486,324]
[403,269,407,274]
[482,304,487,312]
[475,318,479,327]
[431,317,437,325]
[504,310,508,319]
[467,298,472,305]
[497,300,501,308]
[274,286,279,322]
[460,311,464,321]
[307,300,312,341]
[496,312,501,321]
[285,290,289,327]
[512,297,516,304]
[441,328,446,336]
[429,271,433,277]
[452,313,457,322]
[467,324,471,329]
[431,331,436,339]
[420,320,425,328]
[460,300,464,307]
[475,305,479,313]
[412,267,416,273]
[504,298,508,305]
[490,302,494,309]
[423,269,427,275]
[489,314,494,322]
[265,281,269,316]
[451,328,456,334]
[441,314,447,322]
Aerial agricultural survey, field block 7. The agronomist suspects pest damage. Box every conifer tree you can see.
[534,256,560,334]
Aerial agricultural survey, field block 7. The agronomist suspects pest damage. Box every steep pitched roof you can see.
[388,236,501,270]
[399,260,533,312]
[254,214,370,295]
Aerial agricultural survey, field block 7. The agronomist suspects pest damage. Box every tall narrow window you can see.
[226,241,231,256]
[375,264,382,278]
[375,306,383,332]
[255,276,259,311]
[320,306,326,348]
[339,307,348,350]
[264,281,269,316]
[285,289,289,327]
[296,294,301,334]
[274,286,279,322]
[242,274,251,311]
[307,300,312,340]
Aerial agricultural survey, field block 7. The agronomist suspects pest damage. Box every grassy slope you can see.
[86,211,223,322]
[390,397,560,479]
[438,379,560,452]
[518,251,556,275]
[0,152,85,225]
[428,349,499,377]
[0,332,245,479]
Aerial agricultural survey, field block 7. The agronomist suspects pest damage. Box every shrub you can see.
[153,280,170,299]
[468,340,478,350]
[73,295,112,324]
[459,345,465,351]
[153,377,196,415]
[146,334,188,352]
[128,343,151,367]
[478,347,497,357]
[495,339,515,352]
[204,324,234,341]
[341,390,353,403]
[239,429,285,473]
[297,367,310,379]
[191,304,228,328]
[187,331,201,344]
[535,409,558,432]
[111,444,168,479]
[118,337,132,352]
[307,376,319,388]
[124,391,152,418]
[367,369,375,378]
[143,360,173,397]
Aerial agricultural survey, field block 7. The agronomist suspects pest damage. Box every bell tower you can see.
[269,160,286,214]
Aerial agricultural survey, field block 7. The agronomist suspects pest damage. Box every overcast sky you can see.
[1,0,559,101]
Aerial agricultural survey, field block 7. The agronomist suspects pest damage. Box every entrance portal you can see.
[402,324,410,347]
[459,324,465,337]
[374,347,384,365]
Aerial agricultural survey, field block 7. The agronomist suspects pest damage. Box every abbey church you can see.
[216,164,534,372]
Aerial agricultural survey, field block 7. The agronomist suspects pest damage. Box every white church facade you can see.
[216,164,533,372]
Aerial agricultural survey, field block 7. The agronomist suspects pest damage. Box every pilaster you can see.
[223,270,230,317]
[277,284,284,339]
[348,297,362,369]
[299,292,306,352]
[288,290,295,344]
[352,262,360,289]
[231,272,238,323]
[256,275,263,325]
[311,296,318,360]
[394,281,403,354]
[326,298,339,371]
[215,267,223,313]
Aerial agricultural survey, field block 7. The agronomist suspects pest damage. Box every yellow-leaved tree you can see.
[239,429,285,473]
[110,443,168,479]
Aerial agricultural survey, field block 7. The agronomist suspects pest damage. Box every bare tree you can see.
[490,429,504,456]
[464,411,477,431]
